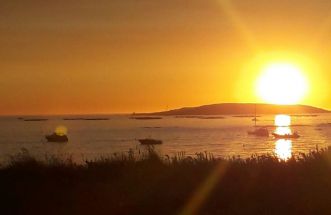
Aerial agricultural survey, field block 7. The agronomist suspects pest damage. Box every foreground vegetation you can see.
[2,148,331,215]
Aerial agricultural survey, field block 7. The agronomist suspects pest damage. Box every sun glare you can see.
[274,114,291,127]
[256,63,308,105]
[275,139,292,161]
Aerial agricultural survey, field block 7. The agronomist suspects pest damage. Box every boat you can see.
[45,133,68,142]
[138,138,163,145]
[272,132,300,139]
[247,127,269,137]
[247,104,269,137]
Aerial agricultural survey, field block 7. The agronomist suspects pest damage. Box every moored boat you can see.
[138,138,163,145]
[45,133,68,142]
[247,127,269,137]
[272,132,300,139]
[247,104,268,137]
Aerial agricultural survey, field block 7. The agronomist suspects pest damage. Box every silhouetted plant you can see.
[3,147,331,215]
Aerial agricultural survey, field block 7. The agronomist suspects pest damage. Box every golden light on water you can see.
[275,139,292,161]
[274,114,293,160]
[274,114,291,127]
[275,127,292,135]
[256,63,308,105]
[55,126,68,136]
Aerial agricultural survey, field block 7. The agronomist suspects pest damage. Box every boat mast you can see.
[254,103,257,127]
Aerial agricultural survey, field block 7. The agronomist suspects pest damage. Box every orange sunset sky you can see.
[1,0,331,115]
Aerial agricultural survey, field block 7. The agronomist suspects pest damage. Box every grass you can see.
[2,147,331,215]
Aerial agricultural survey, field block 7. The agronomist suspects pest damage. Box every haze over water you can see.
[1,114,331,163]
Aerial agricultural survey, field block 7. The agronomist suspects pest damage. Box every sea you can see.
[1,114,331,164]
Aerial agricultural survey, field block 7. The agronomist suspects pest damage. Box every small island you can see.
[144,103,329,115]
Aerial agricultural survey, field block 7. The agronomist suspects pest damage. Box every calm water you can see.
[1,114,331,163]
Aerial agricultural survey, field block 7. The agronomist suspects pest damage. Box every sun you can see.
[256,63,308,105]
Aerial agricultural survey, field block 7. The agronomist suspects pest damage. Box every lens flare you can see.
[55,126,68,136]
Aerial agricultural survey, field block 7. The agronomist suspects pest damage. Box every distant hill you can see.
[146,103,330,115]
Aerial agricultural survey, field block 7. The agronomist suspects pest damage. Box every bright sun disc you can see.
[256,63,308,105]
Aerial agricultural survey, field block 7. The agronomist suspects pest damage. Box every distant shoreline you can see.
[143,103,330,116]
[1,103,330,117]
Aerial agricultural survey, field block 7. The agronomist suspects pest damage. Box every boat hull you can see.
[138,139,163,145]
[45,134,68,143]
[247,128,269,137]
[272,133,300,139]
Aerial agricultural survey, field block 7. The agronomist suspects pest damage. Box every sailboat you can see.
[247,104,269,137]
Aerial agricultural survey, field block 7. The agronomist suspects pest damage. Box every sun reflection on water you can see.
[274,114,293,160]
[274,126,291,135]
[274,114,291,127]
[275,139,292,161]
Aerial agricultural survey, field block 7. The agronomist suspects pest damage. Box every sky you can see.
[1,0,331,115]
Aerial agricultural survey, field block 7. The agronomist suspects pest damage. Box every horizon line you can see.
[0,102,328,116]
